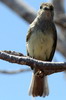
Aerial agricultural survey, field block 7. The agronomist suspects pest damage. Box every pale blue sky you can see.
[0,0,66,100]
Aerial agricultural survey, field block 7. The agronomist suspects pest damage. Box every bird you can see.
[26,3,57,97]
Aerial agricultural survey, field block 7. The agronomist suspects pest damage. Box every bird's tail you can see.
[29,71,49,97]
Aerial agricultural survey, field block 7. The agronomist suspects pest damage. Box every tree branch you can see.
[54,15,66,29]
[52,0,65,16]
[1,0,36,23]
[0,68,31,74]
[3,50,24,56]
[0,51,66,75]
[52,0,66,58]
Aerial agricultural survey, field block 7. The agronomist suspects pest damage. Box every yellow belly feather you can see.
[26,30,53,60]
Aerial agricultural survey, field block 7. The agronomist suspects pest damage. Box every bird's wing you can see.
[26,28,32,42]
[26,27,33,56]
[48,26,57,61]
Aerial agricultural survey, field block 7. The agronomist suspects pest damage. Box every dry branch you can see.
[54,16,66,29]
[52,0,66,58]
[0,51,66,75]
[1,0,36,23]
[0,68,31,74]
[52,0,65,16]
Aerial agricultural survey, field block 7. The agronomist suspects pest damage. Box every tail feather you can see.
[43,76,49,97]
[29,73,49,97]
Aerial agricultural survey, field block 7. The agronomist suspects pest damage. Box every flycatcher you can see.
[26,3,57,97]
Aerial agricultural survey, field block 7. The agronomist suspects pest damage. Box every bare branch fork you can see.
[0,50,66,76]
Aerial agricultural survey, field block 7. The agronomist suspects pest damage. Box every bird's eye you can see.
[40,6,42,9]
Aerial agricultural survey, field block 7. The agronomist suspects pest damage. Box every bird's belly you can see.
[26,31,53,60]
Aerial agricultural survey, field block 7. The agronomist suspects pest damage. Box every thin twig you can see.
[3,50,24,56]
[0,68,31,74]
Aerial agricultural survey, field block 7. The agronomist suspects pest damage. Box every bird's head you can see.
[38,3,54,20]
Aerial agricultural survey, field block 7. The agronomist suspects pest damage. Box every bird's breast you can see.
[26,30,54,60]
